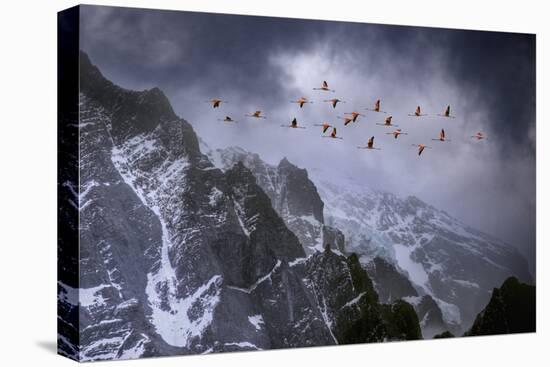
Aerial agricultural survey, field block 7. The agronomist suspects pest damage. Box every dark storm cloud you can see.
[81,6,535,154]
[442,30,536,154]
[81,5,332,109]
[80,5,536,271]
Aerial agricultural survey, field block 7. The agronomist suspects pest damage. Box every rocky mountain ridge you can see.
[57,51,422,361]
[205,145,533,335]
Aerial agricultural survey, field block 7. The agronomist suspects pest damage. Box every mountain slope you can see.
[203,146,345,254]
[316,179,532,331]
[57,51,421,361]
[203,146,532,335]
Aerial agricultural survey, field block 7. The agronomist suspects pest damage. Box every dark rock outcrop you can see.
[366,257,418,304]
[465,277,535,336]
[206,146,345,254]
[380,300,422,341]
[433,331,454,339]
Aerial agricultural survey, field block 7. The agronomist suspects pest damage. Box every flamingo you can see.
[291,97,312,108]
[338,116,354,126]
[471,132,487,140]
[245,110,267,119]
[206,98,227,108]
[365,99,387,114]
[376,115,398,127]
[324,98,345,109]
[217,116,238,123]
[281,118,306,129]
[412,144,432,156]
[437,105,455,118]
[386,128,408,139]
[313,80,335,92]
[432,128,450,142]
[358,136,380,150]
[314,122,333,133]
[344,111,364,123]
[408,105,427,117]
[322,127,343,140]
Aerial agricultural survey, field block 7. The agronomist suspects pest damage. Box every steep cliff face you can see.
[402,295,462,339]
[296,249,421,344]
[203,146,345,254]
[365,257,418,304]
[364,257,462,338]
[302,249,385,344]
[72,52,322,358]
[57,52,420,361]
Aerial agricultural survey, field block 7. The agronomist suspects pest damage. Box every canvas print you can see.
[57,5,536,362]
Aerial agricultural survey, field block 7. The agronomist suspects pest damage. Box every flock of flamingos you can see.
[206,80,487,156]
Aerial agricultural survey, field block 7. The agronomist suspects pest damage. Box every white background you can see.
[0,0,547,365]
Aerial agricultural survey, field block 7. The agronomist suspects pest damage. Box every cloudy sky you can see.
[80,5,536,271]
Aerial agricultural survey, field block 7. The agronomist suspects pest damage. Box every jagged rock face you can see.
[72,93,163,360]
[366,257,418,304]
[204,146,345,254]
[277,158,324,224]
[298,250,423,344]
[380,300,422,341]
[322,225,346,254]
[415,296,447,338]
[302,250,384,344]
[65,53,293,359]
[58,80,80,358]
[206,148,323,221]
[316,179,533,332]
[218,162,306,288]
[402,295,461,339]
[59,52,421,362]
[465,277,535,336]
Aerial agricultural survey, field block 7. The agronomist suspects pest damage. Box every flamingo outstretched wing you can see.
[367,136,374,149]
